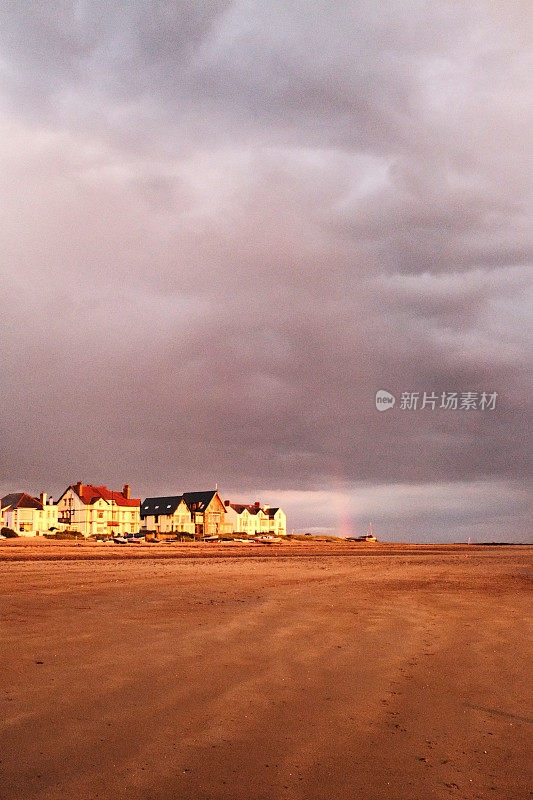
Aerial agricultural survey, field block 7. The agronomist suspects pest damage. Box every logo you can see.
[375,389,396,411]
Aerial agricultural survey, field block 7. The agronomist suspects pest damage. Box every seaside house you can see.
[267,507,287,537]
[223,502,258,535]
[0,492,58,536]
[140,496,195,535]
[253,503,271,535]
[224,500,287,536]
[56,483,140,537]
[141,490,230,537]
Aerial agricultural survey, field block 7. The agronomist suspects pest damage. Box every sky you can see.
[0,1,531,542]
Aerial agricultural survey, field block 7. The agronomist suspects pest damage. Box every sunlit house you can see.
[56,482,140,537]
[0,492,58,536]
[223,502,259,535]
[266,506,287,537]
[140,495,195,535]
[254,503,271,535]
[224,500,287,536]
[141,490,230,537]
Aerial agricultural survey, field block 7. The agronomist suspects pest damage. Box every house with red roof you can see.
[56,482,140,538]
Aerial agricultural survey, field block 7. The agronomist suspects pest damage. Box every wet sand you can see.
[1,542,531,800]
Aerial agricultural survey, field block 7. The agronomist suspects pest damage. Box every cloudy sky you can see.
[0,1,531,541]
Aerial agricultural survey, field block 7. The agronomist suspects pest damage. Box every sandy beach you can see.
[1,541,531,800]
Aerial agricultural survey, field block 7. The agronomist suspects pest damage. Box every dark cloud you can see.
[0,1,531,540]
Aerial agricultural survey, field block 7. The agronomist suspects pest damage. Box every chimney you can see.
[264,504,269,511]
[48,497,53,506]
[224,500,230,506]
[123,484,130,499]
[40,492,46,507]
[74,481,82,495]
[254,501,260,509]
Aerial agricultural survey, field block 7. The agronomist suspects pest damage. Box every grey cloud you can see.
[0,2,531,540]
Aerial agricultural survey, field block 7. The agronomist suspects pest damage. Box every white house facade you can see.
[224,500,287,536]
[56,483,140,537]
[1,492,58,536]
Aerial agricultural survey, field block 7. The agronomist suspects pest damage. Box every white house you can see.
[223,502,258,535]
[1,492,58,536]
[223,500,287,536]
[56,482,140,538]
[140,496,195,535]
[267,507,287,536]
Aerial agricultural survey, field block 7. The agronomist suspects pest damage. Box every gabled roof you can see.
[140,490,223,518]
[182,491,222,512]
[1,492,43,511]
[267,507,280,517]
[229,503,249,515]
[58,484,140,508]
[140,496,184,518]
[229,502,269,516]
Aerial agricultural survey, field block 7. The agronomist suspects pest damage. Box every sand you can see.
[0,541,531,800]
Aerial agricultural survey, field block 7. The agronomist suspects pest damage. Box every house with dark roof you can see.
[266,506,286,537]
[140,495,194,535]
[56,482,140,537]
[223,501,257,535]
[141,490,229,536]
[223,500,287,536]
[1,491,58,535]
[225,500,269,535]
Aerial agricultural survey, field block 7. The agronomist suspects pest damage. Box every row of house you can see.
[224,501,285,537]
[0,484,286,538]
[141,494,286,538]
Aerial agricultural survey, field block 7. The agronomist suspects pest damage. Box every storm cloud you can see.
[0,1,531,540]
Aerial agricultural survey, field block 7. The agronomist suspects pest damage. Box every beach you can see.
[1,541,531,800]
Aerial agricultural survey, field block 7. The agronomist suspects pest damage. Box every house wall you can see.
[5,507,36,535]
[169,501,194,534]
[241,510,258,535]
[4,504,59,536]
[202,495,227,536]
[57,488,87,533]
[142,502,195,535]
[256,510,270,534]
[223,506,239,532]
[39,504,59,532]
[269,510,287,536]
[226,507,276,536]
[142,514,155,531]
[56,488,140,537]
[224,506,245,534]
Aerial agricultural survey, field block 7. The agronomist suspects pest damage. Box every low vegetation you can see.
[286,533,347,542]
[43,530,85,540]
